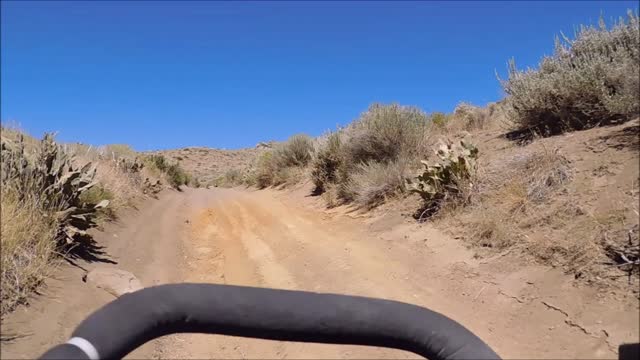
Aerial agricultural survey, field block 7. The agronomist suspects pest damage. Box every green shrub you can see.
[430,112,450,128]
[165,163,191,188]
[79,185,114,206]
[144,154,191,189]
[407,139,478,218]
[146,154,169,172]
[501,11,639,134]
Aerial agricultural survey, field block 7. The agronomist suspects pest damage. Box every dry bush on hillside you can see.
[144,154,192,189]
[311,132,343,194]
[252,134,315,188]
[344,159,409,209]
[0,132,113,315]
[66,143,163,208]
[214,168,243,187]
[273,134,314,167]
[449,102,489,131]
[1,176,59,316]
[462,147,572,250]
[344,103,429,164]
[311,103,430,207]
[502,11,640,134]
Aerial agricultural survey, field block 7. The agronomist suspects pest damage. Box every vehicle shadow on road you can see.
[63,234,118,269]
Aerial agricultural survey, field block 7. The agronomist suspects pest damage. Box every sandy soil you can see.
[2,186,638,359]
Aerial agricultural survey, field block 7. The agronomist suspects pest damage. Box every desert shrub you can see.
[79,185,117,221]
[215,168,243,187]
[79,185,114,206]
[104,144,136,159]
[451,102,488,131]
[311,132,344,193]
[344,159,409,209]
[430,112,450,128]
[165,163,191,188]
[1,133,110,315]
[345,103,428,164]
[225,168,243,185]
[273,134,314,167]
[252,134,314,188]
[254,152,277,189]
[144,154,191,189]
[311,103,430,206]
[522,148,572,202]
[407,139,479,219]
[1,187,58,315]
[146,154,170,172]
[502,11,640,134]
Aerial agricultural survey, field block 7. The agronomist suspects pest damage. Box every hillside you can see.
[153,145,269,186]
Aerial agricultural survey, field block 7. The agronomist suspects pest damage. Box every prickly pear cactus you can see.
[1,133,109,246]
[40,134,110,244]
[407,139,478,204]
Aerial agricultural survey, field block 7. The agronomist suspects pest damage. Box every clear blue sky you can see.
[1,1,637,150]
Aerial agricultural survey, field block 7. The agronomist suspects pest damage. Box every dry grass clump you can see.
[1,131,107,315]
[343,159,409,209]
[465,147,572,250]
[449,102,490,131]
[1,183,59,316]
[501,11,639,134]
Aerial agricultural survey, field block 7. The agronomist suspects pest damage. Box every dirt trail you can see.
[2,187,638,359]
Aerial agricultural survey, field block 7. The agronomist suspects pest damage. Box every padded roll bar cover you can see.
[64,283,499,360]
[40,344,90,360]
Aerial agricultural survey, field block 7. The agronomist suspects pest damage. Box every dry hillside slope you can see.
[154,146,268,186]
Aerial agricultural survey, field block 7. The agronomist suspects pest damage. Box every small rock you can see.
[84,268,142,297]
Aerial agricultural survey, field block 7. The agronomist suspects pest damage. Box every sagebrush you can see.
[502,11,640,134]
[311,103,430,206]
[252,134,314,188]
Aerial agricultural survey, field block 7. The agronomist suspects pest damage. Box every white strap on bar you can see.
[67,337,100,360]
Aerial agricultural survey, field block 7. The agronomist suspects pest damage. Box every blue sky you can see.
[1,1,637,150]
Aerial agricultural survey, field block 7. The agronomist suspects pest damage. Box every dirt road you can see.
[2,187,638,359]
